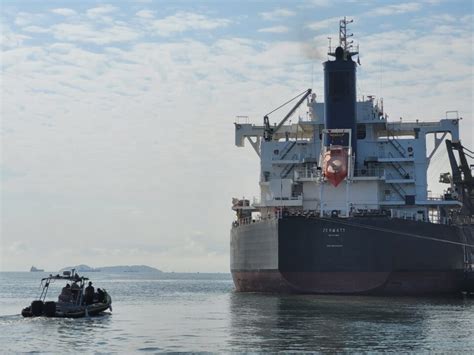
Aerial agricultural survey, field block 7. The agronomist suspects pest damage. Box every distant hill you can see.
[100,265,162,273]
[60,264,96,272]
[60,264,162,273]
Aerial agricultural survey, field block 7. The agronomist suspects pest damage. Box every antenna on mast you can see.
[339,16,353,53]
[328,17,359,59]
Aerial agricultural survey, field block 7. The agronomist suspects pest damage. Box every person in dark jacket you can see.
[84,282,95,305]
[71,281,80,303]
[97,288,105,303]
[58,284,72,302]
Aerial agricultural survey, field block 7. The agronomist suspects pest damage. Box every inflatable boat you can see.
[21,270,112,318]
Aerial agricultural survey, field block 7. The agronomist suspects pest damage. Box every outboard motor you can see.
[30,300,44,316]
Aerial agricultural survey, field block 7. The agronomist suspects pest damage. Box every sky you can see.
[1,0,473,272]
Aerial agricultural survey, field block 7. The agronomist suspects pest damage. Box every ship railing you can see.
[429,214,457,225]
[272,195,303,201]
[395,207,470,225]
[427,192,458,202]
[234,217,253,226]
[353,168,385,177]
[390,209,427,222]
[428,213,473,225]
[234,115,249,124]
[233,211,282,228]
[250,196,303,207]
[294,167,323,180]
[295,168,385,179]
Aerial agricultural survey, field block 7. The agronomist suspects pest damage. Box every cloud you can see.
[422,0,444,4]
[0,25,30,48]
[258,26,289,33]
[86,5,118,18]
[307,16,345,31]
[136,9,155,19]
[368,2,422,16]
[304,0,331,6]
[50,23,140,44]
[23,25,50,33]
[151,12,230,36]
[14,12,45,26]
[260,8,296,21]
[51,8,77,16]
[419,13,456,23]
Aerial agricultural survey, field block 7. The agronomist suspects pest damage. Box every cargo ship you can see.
[231,19,474,295]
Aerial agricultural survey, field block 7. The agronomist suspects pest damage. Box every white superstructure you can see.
[235,98,462,223]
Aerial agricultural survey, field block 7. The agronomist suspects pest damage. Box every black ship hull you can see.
[230,217,474,295]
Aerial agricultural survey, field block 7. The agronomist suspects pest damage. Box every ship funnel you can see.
[323,18,358,156]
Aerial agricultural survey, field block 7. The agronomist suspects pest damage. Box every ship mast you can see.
[328,16,358,59]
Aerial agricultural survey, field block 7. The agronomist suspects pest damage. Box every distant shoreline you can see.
[59,264,164,273]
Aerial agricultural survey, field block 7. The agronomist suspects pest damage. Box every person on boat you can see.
[84,281,95,305]
[58,283,72,302]
[71,281,80,303]
[96,288,105,302]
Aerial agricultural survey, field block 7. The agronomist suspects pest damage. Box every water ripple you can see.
[1,272,473,352]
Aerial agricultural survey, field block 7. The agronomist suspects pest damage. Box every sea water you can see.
[1,272,473,352]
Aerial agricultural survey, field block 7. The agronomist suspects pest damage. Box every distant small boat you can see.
[21,270,112,318]
[30,266,44,272]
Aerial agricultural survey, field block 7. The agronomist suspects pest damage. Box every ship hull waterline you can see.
[230,216,472,295]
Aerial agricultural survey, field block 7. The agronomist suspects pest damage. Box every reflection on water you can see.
[0,314,115,353]
[1,272,473,352]
[229,293,474,352]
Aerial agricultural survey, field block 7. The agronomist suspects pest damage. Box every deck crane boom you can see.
[263,88,312,141]
[446,139,474,216]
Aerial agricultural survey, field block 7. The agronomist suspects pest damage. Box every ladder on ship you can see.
[280,141,296,160]
[388,152,410,179]
[386,132,412,200]
[388,131,406,157]
[279,141,298,178]
[281,163,296,179]
[390,182,407,200]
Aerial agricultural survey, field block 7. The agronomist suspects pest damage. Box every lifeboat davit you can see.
[323,146,348,187]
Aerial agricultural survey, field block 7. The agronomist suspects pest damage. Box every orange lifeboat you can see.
[323,146,348,187]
